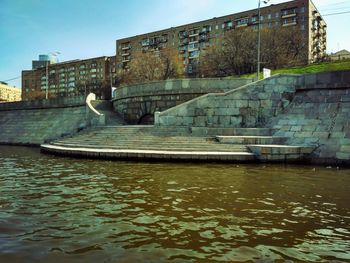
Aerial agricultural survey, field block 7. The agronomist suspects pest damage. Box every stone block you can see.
[339,138,350,144]
[235,100,249,108]
[294,131,313,138]
[312,131,329,139]
[301,125,316,132]
[194,116,206,126]
[260,100,273,108]
[330,71,343,83]
[219,116,231,126]
[226,107,240,115]
[182,117,194,126]
[340,145,350,153]
[278,119,289,125]
[258,93,269,100]
[336,152,350,160]
[330,132,345,139]
[343,71,350,83]
[194,108,206,116]
[281,125,292,131]
[230,116,242,126]
[316,72,331,84]
[304,74,317,86]
[290,126,302,132]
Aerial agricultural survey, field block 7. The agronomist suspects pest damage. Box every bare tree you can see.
[200,28,257,77]
[261,26,308,69]
[121,48,184,85]
[200,25,308,76]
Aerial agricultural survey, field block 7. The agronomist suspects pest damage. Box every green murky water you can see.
[0,146,349,262]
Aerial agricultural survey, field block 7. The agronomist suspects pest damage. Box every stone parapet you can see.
[112,78,253,124]
[297,70,350,90]
[114,78,253,99]
[0,96,86,111]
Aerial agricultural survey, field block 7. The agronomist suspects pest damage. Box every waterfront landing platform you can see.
[40,125,315,163]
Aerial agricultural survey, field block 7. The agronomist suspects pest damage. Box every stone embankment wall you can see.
[271,70,350,164]
[155,70,350,164]
[0,95,102,145]
[155,75,298,127]
[112,78,253,124]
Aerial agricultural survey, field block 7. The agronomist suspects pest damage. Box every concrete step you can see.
[216,136,287,145]
[51,142,249,152]
[248,144,316,161]
[41,144,257,162]
[191,127,275,136]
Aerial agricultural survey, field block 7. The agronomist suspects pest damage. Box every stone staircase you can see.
[91,100,126,126]
[41,125,316,162]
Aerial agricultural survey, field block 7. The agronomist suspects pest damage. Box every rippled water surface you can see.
[0,146,349,262]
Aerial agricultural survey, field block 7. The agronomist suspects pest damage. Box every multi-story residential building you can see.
[22,56,113,101]
[116,0,326,74]
[0,82,21,103]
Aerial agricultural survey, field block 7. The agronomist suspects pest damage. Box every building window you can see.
[268,14,272,19]
[301,6,305,13]
[276,12,279,18]
[282,7,297,17]
[236,17,249,27]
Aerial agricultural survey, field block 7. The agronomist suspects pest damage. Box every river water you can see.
[0,146,349,263]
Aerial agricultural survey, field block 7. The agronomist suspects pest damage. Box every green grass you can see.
[239,59,350,79]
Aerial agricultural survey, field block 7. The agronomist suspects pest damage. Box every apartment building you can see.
[116,0,326,74]
[22,56,113,101]
[0,82,21,103]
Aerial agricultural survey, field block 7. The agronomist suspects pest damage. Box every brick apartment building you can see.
[116,0,326,74]
[22,0,326,101]
[22,56,115,101]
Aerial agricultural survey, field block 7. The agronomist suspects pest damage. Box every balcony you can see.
[122,59,130,63]
[282,21,297,27]
[188,47,199,52]
[281,13,296,19]
[189,33,199,37]
[122,46,131,50]
[121,53,130,57]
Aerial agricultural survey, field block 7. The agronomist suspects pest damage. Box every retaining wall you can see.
[271,70,350,164]
[0,95,102,145]
[155,75,299,128]
[155,70,350,164]
[112,78,253,124]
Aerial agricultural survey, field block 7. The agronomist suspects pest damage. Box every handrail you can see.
[86,93,103,116]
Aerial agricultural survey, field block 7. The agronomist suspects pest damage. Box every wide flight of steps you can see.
[41,125,315,162]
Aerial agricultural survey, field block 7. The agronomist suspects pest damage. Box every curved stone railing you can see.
[113,78,253,100]
[86,93,105,126]
[112,78,253,124]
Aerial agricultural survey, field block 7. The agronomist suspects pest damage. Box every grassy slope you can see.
[240,59,350,79]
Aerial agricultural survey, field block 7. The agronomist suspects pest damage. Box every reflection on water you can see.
[0,146,349,262]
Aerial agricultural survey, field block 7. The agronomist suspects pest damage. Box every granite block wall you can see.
[0,95,102,145]
[155,75,298,128]
[271,70,350,164]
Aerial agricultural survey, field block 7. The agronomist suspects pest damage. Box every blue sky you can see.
[1,0,349,89]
